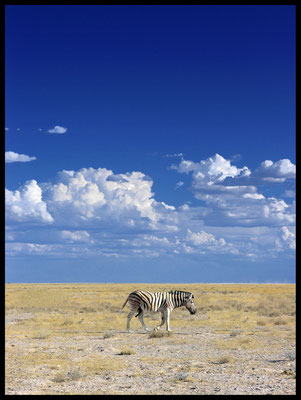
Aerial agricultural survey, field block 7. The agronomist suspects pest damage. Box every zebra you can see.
[121,290,196,332]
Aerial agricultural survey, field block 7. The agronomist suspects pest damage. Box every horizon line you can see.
[5,281,295,285]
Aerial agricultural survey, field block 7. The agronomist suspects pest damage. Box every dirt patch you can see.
[5,324,295,395]
[5,283,296,395]
[5,312,33,324]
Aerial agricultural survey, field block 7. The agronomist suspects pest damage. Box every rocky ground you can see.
[5,312,296,395]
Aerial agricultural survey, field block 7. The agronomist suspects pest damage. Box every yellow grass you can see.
[5,283,296,394]
[5,282,295,337]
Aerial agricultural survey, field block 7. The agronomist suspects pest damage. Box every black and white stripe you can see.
[122,290,196,332]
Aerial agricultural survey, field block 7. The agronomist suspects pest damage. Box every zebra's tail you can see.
[135,307,142,318]
[121,296,129,309]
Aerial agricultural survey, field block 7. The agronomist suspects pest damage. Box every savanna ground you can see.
[5,283,295,395]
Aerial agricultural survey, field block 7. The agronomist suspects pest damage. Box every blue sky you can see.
[5,5,295,283]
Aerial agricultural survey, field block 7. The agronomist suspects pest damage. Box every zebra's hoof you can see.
[127,329,134,333]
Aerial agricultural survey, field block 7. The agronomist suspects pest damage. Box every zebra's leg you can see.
[166,308,172,332]
[126,311,135,332]
[155,311,166,330]
[138,311,149,331]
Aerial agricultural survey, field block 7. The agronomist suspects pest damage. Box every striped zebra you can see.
[122,290,196,332]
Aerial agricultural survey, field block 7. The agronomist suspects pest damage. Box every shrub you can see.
[52,367,82,383]
[149,330,173,338]
[274,318,288,326]
[118,347,135,355]
[214,354,234,364]
[173,372,194,382]
[230,329,242,337]
[103,330,115,339]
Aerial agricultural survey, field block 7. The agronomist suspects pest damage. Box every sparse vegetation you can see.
[52,367,83,383]
[5,283,295,395]
[30,330,50,340]
[173,372,195,382]
[229,328,242,337]
[103,330,115,339]
[118,347,136,355]
[214,354,234,364]
[149,330,173,338]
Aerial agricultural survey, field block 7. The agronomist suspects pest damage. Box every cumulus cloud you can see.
[47,125,67,134]
[185,229,239,255]
[253,159,296,182]
[172,154,296,187]
[60,230,92,243]
[186,229,218,245]
[279,226,295,250]
[171,154,251,184]
[34,167,177,234]
[171,154,296,227]
[5,180,53,223]
[5,156,296,260]
[5,151,36,163]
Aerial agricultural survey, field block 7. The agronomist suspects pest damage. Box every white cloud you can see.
[243,193,265,200]
[5,156,296,261]
[171,154,296,228]
[172,154,296,187]
[47,125,67,134]
[253,159,296,182]
[5,180,53,223]
[279,226,295,250]
[60,230,91,243]
[46,169,148,223]
[5,151,36,163]
[283,189,296,198]
[5,242,54,256]
[38,167,177,233]
[175,181,184,189]
[186,229,216,245]
[185,229,238,255]
[163,153,184,158]
[171,154,251,185]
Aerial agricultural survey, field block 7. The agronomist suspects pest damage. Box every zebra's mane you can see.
[169,290,192,296]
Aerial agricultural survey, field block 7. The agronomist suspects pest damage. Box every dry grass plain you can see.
[5,283,295,395]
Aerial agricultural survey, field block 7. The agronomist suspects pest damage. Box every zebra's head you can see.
[184,292,196,315]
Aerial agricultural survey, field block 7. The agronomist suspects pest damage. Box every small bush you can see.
[230,329,242,337]
[118,347,135,355]
[173,372,194,382]
[274,318,288,326]
[149,330,173,338]
[52,367,82,383]
[31,330,49,339]
[214,354,233,364]
[103,330,115,339]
